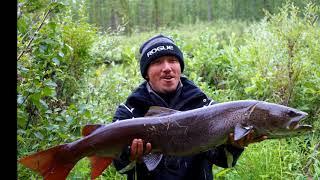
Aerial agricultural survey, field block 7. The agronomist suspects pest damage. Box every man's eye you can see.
[151,60,161,64]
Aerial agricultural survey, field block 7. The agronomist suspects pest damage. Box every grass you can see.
[213,132,320,180]
[68,159,126,180]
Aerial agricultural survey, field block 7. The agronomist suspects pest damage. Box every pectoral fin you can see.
[142,153,163,171]
[234,123,253,141]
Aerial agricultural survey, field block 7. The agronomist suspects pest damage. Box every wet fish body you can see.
[18,100,312,179]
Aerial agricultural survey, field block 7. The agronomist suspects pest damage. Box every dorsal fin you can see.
[82,124,103,136]
[244,101,259,117]
[145,106,180,117]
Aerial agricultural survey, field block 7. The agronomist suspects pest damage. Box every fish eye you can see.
[287,110,297,117]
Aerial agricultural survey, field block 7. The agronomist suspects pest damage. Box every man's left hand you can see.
[227,130,268,148]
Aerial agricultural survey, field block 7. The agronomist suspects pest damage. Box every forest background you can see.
[17,0,320,179]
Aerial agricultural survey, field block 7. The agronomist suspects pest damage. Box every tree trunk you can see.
[87,0,94,24]
[153,0,160,30]
[119,0,132,34]
[207,0,213,22]
[263,0,271,13]
[110,8,117,31]
[138,0,146,31]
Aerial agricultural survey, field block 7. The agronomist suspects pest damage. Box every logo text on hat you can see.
[147,45,174,57]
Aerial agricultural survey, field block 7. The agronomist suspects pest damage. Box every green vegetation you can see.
[17,0,319,179]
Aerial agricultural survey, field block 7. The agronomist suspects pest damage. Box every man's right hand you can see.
[130,138,152,162]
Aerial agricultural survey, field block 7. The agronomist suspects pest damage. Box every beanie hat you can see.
[139,34,184,79]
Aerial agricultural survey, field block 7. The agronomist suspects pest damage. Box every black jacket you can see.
[112,76,244,180]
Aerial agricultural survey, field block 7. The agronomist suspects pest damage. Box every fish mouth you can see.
[286,112,312,131]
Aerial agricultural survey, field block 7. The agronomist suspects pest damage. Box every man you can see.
[112,34,266,179]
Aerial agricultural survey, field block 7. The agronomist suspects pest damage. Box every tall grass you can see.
[213,133,319,179]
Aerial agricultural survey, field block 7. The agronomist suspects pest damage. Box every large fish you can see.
[18,100,312,179]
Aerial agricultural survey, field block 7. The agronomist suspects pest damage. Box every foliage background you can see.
[17,0,319,179]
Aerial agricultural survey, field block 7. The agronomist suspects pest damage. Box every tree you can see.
[207,0,213,22]
[153,0,160,30]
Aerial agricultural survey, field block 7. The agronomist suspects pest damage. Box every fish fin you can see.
[234,123,253,141]
[89,156,113,179]
[118,160,136,173]
[82,124,103,136]
[145,106,180,117]
[142,153,163,171]
[244,101,259,117]
[18,144,76,180]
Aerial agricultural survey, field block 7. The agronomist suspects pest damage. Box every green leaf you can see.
[34,132,44,140]
[52,57,60,66]
[65,43,73,51]
[30,93,41,108]
[17,17,28,35]
[32,144,39,150]
[45,81,57,87]
[54,108,62,112]
[40,99,49,109]
[55,117,63,122]
[17,63,29,72]
[58,52,64,57]
[17,109,27,128]
[17,95,25,105]
[43,39,55,45]
[84,110,91,118]
[17,135,25,144]
[214,168,231,178]
[45,110,52,114]
[46,124,59,131]
[66,116,73,124]
[79,104,86,113]
[47,22,56,30]
[42,87,55,97]
[40,45,47,53]
[17,129,26,135]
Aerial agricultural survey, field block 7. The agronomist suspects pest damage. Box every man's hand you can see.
[228,130,268,148]
[130,139,152,162]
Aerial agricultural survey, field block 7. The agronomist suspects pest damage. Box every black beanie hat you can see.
[139,34,184,79]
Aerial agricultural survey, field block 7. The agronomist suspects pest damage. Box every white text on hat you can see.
[147,45,174,57]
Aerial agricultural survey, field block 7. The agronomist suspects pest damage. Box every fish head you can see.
[247,101,312,138]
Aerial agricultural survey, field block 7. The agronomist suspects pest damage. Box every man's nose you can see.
[162,61,171,72]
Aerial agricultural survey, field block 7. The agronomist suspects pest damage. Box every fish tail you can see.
[89,156,113,179]
[19,144,77,180]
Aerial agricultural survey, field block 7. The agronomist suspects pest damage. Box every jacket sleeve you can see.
[112,103,135,174]
[205,144,244,168]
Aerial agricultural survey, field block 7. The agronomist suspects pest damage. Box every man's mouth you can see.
[162,76,174,80]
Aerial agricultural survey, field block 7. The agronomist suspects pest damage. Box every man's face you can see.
[146,56,181,94]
